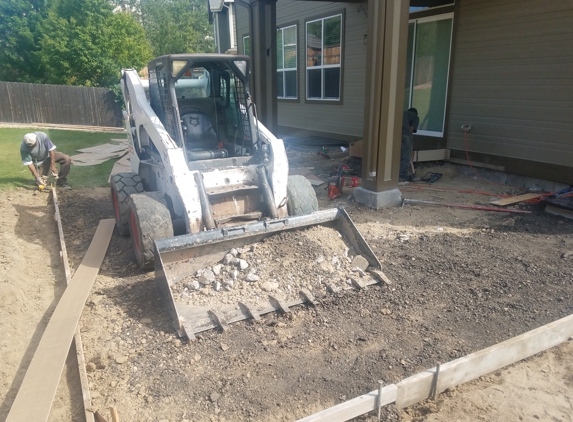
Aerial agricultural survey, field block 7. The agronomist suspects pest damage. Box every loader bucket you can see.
[154,208,380,339]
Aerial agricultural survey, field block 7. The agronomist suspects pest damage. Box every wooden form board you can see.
[6,219,115,422]
[297,313,573,421]
[297,385,397,422]
[52,188,95,422]
[490,193,540,206]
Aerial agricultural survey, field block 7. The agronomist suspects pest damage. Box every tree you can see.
[37,0,152,87]
[0,0,46,82]
[141,0,214,57]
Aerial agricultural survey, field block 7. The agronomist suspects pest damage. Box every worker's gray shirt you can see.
[20,132,56,166]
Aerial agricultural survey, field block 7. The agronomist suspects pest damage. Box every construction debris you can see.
[170,225,375,310]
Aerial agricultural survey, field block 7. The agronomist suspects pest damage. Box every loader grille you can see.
[233,75,253,145]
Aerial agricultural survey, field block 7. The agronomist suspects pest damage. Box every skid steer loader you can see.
[114,54,380,338]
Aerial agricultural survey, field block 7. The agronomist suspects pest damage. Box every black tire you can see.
[286,175,319,216]
[111,172,144,236]
[127,192,174,270]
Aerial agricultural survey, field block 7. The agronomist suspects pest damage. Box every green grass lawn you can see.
[0,128,125,190]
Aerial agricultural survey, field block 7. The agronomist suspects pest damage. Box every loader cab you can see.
[147,54,256,165]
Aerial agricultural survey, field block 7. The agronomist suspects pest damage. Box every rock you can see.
[90,295,103,305]
[213,264,222,275]
[214,281,221,291]
[187,280,200,290]
[562,251,573,259]
[232,270,238,280]
[115,355,128,364]
[85,362,97,373]
[230,248,239,257]
[210,392,220,402]
[223,254,234,265]
[238,259,249,270]
[350,255,369,271]
[193,353,201,362]
[245,273,260,282]
[220,343,229,351]
[140,317,152,324]
[110,380,118,388]
[315,255,325,264]
[381,308,392,315]
[261,281,278,292]
[199,269,215,284]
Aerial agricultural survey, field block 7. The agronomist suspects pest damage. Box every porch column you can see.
[354,0,410,208]
[248,0,278,134]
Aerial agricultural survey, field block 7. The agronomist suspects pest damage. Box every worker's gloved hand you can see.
[51,167,59,178]
[36,176,44,186]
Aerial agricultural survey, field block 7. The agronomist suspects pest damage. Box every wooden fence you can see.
[0,82,123,127]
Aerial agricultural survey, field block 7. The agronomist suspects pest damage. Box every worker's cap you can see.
[23,133,37,147]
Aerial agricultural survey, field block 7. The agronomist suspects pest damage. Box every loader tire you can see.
[286,175,318,216]
[111,172,144,236]
[128,192,173,271]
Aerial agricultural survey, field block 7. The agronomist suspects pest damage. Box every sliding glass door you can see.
[405,14,453,137]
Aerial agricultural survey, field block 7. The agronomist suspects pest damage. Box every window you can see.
[306,14,342,101]
[404,14,453,137]
[277,25,297,99]
[243,36,250,56]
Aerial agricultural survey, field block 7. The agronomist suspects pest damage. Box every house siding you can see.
[446,0,573,168]
[236,1,368,140]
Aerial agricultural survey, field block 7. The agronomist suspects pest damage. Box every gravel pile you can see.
[170,225,375,310]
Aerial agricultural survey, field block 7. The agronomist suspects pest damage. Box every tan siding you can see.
[235,0,368,139]
[447,0,573,167]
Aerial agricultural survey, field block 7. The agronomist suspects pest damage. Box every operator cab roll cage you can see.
[147,54,259,166]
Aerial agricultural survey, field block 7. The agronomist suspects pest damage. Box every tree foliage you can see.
[0,0,152,87]
[141,0,214,57]
[0,0,47,82]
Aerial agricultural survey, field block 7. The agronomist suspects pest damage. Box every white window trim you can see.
[277,24,298,99]
[406,12,454,138]
[305,14,342,101]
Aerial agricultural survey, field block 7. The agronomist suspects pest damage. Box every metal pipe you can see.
[193,172,216,230]
[256,165,279,219]
[403,198,532,214]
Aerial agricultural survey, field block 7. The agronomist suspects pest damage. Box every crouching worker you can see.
[20,132,72,189]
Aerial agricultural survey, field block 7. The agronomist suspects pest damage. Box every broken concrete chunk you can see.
[238,259,249,270]
[187,280,200,290]
[223,253,234,265]
[351,255,369,272]
[246,273,260,282]
[260,281,279,292]
[213,264,222,275]
[198,269,215,284]
[230,248,239,257]
[214,281,221,291]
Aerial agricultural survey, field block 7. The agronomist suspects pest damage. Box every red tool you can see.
[326,165,347,199]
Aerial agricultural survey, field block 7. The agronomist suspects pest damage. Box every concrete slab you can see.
[353,186,402,209]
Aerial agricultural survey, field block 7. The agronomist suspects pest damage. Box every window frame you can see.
[304,10,345,104]
[277,23,299,101]
[242,34,250,56]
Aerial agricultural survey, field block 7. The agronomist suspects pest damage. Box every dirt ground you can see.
[1,152,572,422]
